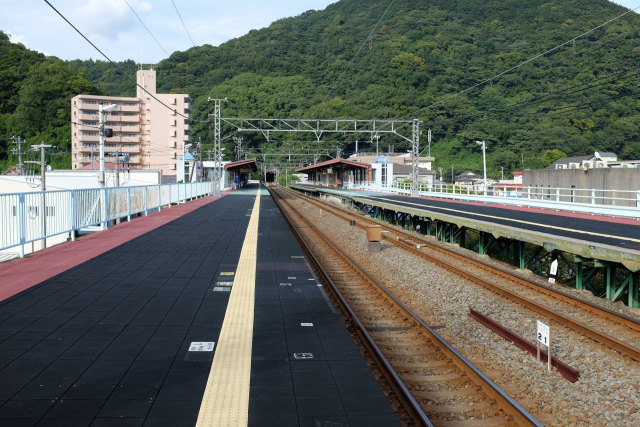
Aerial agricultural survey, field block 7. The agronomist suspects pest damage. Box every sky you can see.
[0,0,338,63]
[0,1,638,64]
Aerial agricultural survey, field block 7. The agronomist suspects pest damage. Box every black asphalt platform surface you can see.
[358,194,640,250]
[0,185,400,427]
[250,191,400,427]
[0,190,255,426]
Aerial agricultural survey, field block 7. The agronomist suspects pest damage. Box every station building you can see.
[296,158,372,187]
[71,69,191,183]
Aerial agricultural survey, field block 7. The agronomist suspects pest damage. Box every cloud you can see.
[6,31,26,44]
[73,0,153,40]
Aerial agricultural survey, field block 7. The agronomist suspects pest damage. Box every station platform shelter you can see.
[297,159,371,188]
[225,158,258,188]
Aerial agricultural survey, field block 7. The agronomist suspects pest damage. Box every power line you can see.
[406,4,640,119]
[123,0,170,57]
[323,0,397,102]
[43,0,190,121]
[170,0,196,48]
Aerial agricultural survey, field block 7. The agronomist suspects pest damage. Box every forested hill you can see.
[2,0,640,176]
[0,31,100,170]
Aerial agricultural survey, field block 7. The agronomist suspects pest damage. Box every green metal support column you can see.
[458,227,466,249]
[631,272,639,308]
[598,261,616,301]
[449,224,456,244]
[574,256,589,290]
[478,231,488,255]
[514,240,526,269]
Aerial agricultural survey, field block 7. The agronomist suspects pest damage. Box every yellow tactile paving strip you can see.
[196,189,261,427]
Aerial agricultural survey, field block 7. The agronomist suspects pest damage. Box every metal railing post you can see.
[102,188,109,230]
[127,187,132,222]
[18,193,25,258]
[144,187,149,216]
[555,187,560,202]
[70,190,76,241]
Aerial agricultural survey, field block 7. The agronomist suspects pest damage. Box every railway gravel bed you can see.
[291,195,640,426]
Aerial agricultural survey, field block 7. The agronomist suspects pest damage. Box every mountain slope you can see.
[4,0,640,176]
[151,0,640,174]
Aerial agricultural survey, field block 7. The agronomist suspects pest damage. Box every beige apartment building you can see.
[71,70,191,182]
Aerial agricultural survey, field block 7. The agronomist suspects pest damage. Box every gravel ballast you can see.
[290,196,640,426]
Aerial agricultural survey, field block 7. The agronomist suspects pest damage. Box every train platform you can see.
[0,185,399,427]
[291,184,640,273]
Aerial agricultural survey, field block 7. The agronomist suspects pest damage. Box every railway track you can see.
[269,186,541,426]
[283,186,640,363]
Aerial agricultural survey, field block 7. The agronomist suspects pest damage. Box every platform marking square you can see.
[279,282,292,286]
[213,287,232,292]
[220,272,235,276]
[216,281,234,287]
[189,342,215,352]
[293,352,315,360]
[287,276,296,280]
[300,323,314,327]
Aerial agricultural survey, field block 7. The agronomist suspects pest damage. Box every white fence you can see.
[1,182,212,257]
[338,181,640,219]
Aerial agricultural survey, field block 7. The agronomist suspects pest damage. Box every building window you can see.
[381,163,388,186]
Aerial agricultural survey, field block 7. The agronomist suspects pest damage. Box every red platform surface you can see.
[0,194,226,302]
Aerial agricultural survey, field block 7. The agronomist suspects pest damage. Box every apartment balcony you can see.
[78,134,100,142]
[120,115,140,123]
[119,104,140,112]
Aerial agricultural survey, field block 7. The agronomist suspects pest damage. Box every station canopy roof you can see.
[296,158,370,173]
[224,158,258,172]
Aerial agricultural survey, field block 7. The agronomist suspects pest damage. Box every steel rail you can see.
[285,187,640,362]
[269,187,432,426]
[270,186,541,426]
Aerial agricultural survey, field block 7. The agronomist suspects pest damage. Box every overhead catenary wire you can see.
[170,0,196,48]
[406,4,640,119]
[123,0,171,57]
[43,0,192,122]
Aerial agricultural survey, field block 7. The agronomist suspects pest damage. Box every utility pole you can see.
[26,144,52,250]
[411,119,420,197]
[10,136,27,174]
[476,140,487,195]
[501,166,504,181]
[114,150,120,187]
[99,103,118,187]
[428,128,432,158]
[208,97,227,196]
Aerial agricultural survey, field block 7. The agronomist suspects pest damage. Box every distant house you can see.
[454,171,483,185]
[523,152,640,207]
[491,171,523,197]
[549,152,617,170]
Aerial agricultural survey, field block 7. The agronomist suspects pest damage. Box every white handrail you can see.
[0,182,213,256]
[308,181,640,219]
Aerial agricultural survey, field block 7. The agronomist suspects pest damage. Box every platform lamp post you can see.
[99,103,118,187]
[182,142,192,183]
[475,140,487,195]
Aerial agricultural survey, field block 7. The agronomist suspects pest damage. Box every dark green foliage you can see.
[0,32,101,171]
[2,0,640,177]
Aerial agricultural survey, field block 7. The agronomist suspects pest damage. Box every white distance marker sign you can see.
[537,321,549,346]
